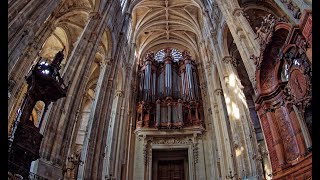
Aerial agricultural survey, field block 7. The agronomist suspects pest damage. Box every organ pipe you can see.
[137,49,203,129]
[156,100,161,127]
[152,72,156,102]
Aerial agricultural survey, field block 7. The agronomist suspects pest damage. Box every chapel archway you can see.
[254,17,312,179]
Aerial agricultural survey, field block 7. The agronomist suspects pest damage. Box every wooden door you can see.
[158,160,184,180]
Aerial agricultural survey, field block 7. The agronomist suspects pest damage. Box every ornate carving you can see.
[150,136,192,145]
[144,51,155,62]
[193,143,199,164]
[222,55,239,67]
[280,0,301,19]
[255,14,276,51]
[143,141,148,165]
[250,54,262,70]
[182,50,192,61]
[289,70,307,99]
[137,48,203,129]
[274,108,299,161]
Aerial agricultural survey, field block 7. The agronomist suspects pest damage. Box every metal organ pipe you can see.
[140,73,144,101]
[144,63,151,101]
[186,63,194,100]
[181,71,186,100]
[152,72,156,102]
[156,100,161,127]
[178,99,183,127]
[137,49,202,129]
[193,71,199,100]
[165,62,172,97]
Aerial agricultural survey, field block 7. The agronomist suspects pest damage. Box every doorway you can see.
[152,149,188,180]
[158,160,184,180]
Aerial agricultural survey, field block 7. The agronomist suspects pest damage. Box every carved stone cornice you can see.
[254,14,276,51]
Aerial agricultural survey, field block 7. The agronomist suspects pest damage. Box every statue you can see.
[255,14,276,49]
[164,48,171,57]
[52,47,65,66]
[182,50,192,60]
[144,51,154,62]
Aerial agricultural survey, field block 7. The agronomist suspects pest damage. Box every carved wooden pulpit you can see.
[8,49,68,179]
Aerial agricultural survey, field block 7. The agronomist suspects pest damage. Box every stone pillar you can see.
[103,90,124,178]
[133,135,146,180]
[216,1,258,90]
[220,56,261,177]
[76,59,108,179]
[214,88,236,178]
[36,11,109,179]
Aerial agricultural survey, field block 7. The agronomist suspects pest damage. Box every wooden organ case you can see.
[136,48,203,129]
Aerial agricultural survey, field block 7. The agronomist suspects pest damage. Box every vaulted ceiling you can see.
[131,0,205,60]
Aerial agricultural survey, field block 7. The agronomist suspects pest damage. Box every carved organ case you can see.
[136,48,203,129]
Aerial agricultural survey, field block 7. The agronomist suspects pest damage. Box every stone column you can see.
[133,135,146,180]
[79,56,117,179]
[36,11,108,179]
[214,88,236,178]
[220,56,260,177]
[216,0,258,90]
[76,59,108,179]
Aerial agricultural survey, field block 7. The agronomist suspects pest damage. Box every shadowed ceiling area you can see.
[131,0,204,60]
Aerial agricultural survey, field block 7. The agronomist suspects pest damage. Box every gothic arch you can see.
[254,20,312,177]
[39,26,70,63]
[130,0,206,63]
[100,28,113,59]
[256,26,290,95]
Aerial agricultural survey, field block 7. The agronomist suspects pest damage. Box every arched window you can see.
[155,48,182,62]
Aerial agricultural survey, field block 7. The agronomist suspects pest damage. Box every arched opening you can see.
[238,0,289,33]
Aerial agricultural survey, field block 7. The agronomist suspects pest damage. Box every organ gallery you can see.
[136,48,203,129]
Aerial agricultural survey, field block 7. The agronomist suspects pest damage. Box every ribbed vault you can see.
[131,0,205,60]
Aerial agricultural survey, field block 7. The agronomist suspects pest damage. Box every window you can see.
[155,48,182,62]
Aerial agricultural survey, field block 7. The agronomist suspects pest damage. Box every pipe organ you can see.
[136,48,203,129]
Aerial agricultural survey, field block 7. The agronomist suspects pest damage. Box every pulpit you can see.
[8,49,68,179]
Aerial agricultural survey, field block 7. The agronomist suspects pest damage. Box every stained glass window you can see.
[155,48,182,62]
[155,49,165,62]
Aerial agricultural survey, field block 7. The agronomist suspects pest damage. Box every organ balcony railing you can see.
[136,48,203,129]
